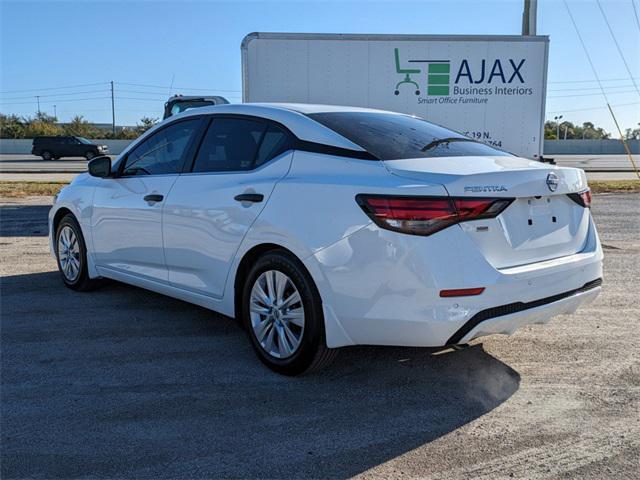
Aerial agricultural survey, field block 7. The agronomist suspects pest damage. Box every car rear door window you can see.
[122,119,201,176]
[192,118,267,173]
[255,126,292,167]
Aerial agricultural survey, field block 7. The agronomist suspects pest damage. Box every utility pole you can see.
[110,80,116,136]
[36,95,41,115]
[53,104,57,120]
[522,0,537,35]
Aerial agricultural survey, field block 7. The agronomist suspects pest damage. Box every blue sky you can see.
[1,0,639,133]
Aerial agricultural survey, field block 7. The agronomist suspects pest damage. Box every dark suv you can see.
[31,136,108,160]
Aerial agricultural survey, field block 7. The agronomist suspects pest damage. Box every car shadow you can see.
[0,204,51,237]
[1,271,520,479]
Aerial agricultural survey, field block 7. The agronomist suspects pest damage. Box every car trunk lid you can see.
[383,155,591,268]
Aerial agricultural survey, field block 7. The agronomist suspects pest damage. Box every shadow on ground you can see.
[1,271,520,479]
[0,205,50,237]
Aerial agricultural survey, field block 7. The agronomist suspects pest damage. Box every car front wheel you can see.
[85,151,96,160]
[41,151,53,160]
[55,214,99,291]
[242,250,337,375]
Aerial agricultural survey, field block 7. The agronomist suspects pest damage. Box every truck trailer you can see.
[241,33,549,159]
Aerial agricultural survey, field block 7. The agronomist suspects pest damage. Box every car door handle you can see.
[234,193,264,203]
[143,194,164,203]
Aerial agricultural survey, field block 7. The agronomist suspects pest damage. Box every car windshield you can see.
[307,112,512,160]
[77,137,92,144]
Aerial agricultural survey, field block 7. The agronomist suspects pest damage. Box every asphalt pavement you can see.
[1,193,638,479]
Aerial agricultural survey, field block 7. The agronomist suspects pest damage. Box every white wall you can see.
[0,139,134,155]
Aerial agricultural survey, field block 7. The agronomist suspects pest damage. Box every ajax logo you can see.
[394,48,450,96]
[393,48,526,97]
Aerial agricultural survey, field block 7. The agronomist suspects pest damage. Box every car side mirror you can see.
[88,155,112,178]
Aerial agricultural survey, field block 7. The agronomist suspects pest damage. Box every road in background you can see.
[0,154,638,181]
[0,154,115,173]
[1,193,638,478]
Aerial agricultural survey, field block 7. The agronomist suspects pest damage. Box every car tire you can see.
[41,151,53,161]
[55,214,99,292]
[85,151,96,160]
[241,250,337,375]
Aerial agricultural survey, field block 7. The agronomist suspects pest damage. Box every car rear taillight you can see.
[567,189,592,208]
[356,194,514,236]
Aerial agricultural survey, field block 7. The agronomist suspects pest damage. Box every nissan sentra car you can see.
[49,104,603,375]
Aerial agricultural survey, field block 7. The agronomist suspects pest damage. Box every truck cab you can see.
[163,95,229,119]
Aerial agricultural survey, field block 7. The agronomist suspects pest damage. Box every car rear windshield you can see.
[307,112,511,160]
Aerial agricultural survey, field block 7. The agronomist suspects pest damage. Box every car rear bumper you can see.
[447,278,601,344]
[308,215,603,348]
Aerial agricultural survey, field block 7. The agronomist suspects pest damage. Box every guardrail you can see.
[544,139,639,155]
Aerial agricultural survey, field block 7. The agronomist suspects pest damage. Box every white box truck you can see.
[241,33,549,159]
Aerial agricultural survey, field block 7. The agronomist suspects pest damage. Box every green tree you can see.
[624,127,640,140]
[63,115,100,138]
[0,113,26,139]
[544,120,558,139]
[22,112,62,137]
[118,127,141,140]
[136,116,159,134]
[544,120,610,140]
[34,111,58,124]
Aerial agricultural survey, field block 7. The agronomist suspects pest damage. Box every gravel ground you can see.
[1,194,638,479]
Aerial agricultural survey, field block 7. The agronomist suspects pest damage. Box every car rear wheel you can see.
[41,151,53,160]
[85,151,96,160]
[241,250,337,375]
[55,214,99,291]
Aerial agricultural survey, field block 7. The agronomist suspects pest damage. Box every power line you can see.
[115,96,168,102]
[563,0,610,103]
[632,0,640,33]
[548,83,639,92]
[0,96,111,106]
[116,89,198,96]
[549,76,640,84]
[0,89,109,100]
[116,81,241,93]
[563,0,640,179]
[548,88,639,98]
[596,0,640,97]
[547,101,640,114]
[0,82,109,94]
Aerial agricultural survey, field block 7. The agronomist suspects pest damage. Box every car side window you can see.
[122,119,201,176]
[255,126,292,167]
[192,118,267,173]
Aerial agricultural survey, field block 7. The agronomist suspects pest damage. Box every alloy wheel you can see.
[57,225,81,282]
[249,270,305,359]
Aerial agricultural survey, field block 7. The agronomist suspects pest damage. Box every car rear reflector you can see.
[356,194,513,236]
[567,189,592,208]
[440,287,486,297]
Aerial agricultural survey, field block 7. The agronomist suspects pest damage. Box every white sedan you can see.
[49,103,603,375]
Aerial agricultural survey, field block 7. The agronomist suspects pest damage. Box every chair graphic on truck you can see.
[394,48,421,95]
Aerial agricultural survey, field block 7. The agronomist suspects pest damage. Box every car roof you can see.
[164,103,401,152]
